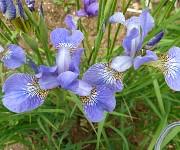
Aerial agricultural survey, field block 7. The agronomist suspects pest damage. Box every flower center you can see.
[102,63,123,84]
[161,55,179,79]
[80,88,98,106]
[26,77,48,99]
[148,54,179,79]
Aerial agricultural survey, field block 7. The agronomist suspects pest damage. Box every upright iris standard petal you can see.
[109,12,125,24]
[139,9,154,38]
[36,65,59,90]
[81,86,116,122]
[69,48,84,73]
[1,44,26,69]
[56,47,71,73]
[64,14,77,30]
[83,63,123,92]
[122,28,141,57]
[125,16,140,34]
[110,56,133,72]
[2,73,48,113]
[134,50,158,70]
[50,28,84,49]
[163,47,180,91]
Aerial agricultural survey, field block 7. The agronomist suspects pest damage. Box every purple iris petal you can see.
[139,9,154,38]
[57,71,78,89]
[164,47,180,91]
[50,28,84,49]
[83,63,123,92]
[109,12,125,24]
[36,65,59,90]
[147,31,164,47]
[76,9,88,17]
[110,56,133,72]
[77,0,98,17]
[4,0,16,20]
[69,80,93,96]
[84,103,104,122]
[134,50,158,70]
[1,44,26,69]
[2,73,48,113]
[56,48,71,74]
[0,0,6,13]
[64,14,77,30]
[125,16,140,34]
[86,2,98,16]
[83,86,116,122]
[69,48,84,73]
[16,0,25,18]
[122,28,141,57]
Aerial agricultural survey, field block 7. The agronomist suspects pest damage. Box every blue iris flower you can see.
[36,28,84,90]
[68,74,116,122]
[2,73,48,113]
[0,44,26,69]
[0,0,16,20]
[109,9,160,71]
[76,0,98,17]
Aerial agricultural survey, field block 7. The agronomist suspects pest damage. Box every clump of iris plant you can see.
[1,4,180,123]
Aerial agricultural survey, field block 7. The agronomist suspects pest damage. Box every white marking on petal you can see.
[164,56,180,79]
[23,76,48,99]
[81,88,98,106]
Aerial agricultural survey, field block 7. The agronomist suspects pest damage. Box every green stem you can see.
[153,79,165,115]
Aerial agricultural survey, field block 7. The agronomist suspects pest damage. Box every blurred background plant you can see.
[0,0,180,149]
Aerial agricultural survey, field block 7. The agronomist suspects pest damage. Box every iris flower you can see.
[109,9,160,71]
[0,44,26,69]
[2,73,48,113]
[77,0,98,17]
[149,47,180,91]
[0,0,16,20]
[37,28,84,90]
[70,74,116,122]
